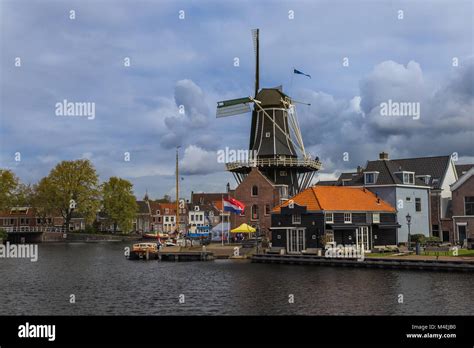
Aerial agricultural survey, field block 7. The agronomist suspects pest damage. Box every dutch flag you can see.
[223,197,245,215]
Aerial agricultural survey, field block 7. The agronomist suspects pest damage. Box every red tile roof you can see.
[273,186,396,213]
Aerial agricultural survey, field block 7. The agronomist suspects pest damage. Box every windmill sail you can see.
[216,97,252,118]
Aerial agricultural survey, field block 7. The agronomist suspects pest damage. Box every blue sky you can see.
[1,0,473,199]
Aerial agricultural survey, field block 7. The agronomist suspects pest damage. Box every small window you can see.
[251,205,259,220]
[365,173,375,184]
[465,197,474,216]
[373,213,380,224]
[415,198,421,212]
[344,213,352,223]
[406,197,411,202]
[403,172,415,185]
[325,213,334,224]
[292,213,301,224]
[190,215,194,221]
[252,185,258,196]
[265,204,270,215]
[265,132,271,138]
[156,210,160,215]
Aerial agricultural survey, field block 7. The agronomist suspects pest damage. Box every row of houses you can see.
[221,152,473,252]
[0,192,229,235]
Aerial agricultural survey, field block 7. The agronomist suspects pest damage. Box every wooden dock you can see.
[158,251,214,262]
[251,253,474,272]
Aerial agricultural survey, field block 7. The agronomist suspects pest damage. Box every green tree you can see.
[102,177,138,233]
[42,160,100,230]
[0,169,19,211]
[32,177,57,226]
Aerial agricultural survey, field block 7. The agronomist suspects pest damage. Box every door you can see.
[356,226,370,251]
[288,228,305,253]
[458,225,467,245]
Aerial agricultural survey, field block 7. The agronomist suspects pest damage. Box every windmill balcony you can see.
[225,157,322,172]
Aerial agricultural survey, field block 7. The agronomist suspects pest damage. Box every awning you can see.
[231,223,256,233]
[378,224,401,229]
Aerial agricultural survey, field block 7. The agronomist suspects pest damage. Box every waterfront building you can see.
[322,153,442,243]
[228,168,287,239]
[451,167,474,248]
[159,203,177,233]
[149,201,163,232]
[133,200,152,234]
[271,186,399,253]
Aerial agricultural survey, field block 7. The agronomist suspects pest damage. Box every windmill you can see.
[216,29,321,197]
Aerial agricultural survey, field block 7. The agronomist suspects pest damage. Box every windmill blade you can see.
[251,28,259,97]
[216,97,252,118]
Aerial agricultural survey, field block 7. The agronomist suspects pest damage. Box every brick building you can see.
[451,167,474,248]
[229,167,287,239]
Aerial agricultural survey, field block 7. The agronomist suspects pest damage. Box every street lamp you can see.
[406,213,412,250]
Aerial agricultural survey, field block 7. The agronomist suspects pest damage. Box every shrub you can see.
[0,228,7,241]
[410,234,426,244]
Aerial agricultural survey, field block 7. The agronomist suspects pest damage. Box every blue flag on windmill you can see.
[293,68,311,79]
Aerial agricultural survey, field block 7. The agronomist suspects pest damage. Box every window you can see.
[465,197,474,216]
[325,213,334,224]
[190,215,194,221]
[251,185,258,196]
[280,171,287,177]
[403,172,415,185]
[373,213,380,223]
[292,213,301,224]
[165,217,169,222]
[265,132,271,138]
[415,198,421,212]
[251,205,259,220]
[156,210,160,215]
[406,197,411,202]
[364,172,378,184]
[344,213,352,223]
[265,204,270,215]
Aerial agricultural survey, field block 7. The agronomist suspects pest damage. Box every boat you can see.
[143,232,170,240]
[128,242,159,260]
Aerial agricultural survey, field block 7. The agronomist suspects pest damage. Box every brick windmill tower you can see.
[216,29,321,197]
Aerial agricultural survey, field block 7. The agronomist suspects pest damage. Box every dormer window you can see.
[395,171,415,185]
[364,171,379,185]
[416,175,431,185]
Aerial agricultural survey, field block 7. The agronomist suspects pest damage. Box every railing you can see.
[226,157,322,171]
[4,226,67,233]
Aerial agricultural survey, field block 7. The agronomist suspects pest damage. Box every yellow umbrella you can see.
[231,223,256,233]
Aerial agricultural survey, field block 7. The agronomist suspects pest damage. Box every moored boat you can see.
[128,242,159,260]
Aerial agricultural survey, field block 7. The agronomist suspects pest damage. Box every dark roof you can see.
[191,192,228,205]
[336,156,451,188]
[314,180,338,186]
[455,164,474,178]
[389,156,451,188]
[136,201,150,214]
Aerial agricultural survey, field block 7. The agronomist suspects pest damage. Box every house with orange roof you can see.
[271,186,399,253]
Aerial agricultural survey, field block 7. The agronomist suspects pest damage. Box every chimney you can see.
[379,152,389,160]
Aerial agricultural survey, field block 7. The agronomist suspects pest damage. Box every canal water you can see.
[0,242,473,315]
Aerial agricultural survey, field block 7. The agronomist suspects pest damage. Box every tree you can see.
[32,177,57,226]
[102,177,138,233]
[0,169,19,211]
[41,160,100,230]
